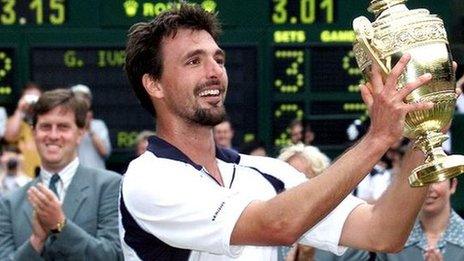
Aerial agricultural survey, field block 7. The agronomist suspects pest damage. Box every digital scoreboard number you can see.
[0,0,66,25]
[0,48,13,101]
[271,0,335,25]
[273,102,305,148]
[273,48,305,94]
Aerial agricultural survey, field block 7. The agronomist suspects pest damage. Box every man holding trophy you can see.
[119,2,461,260]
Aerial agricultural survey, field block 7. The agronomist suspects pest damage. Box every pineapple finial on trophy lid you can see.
[368,0,407,17]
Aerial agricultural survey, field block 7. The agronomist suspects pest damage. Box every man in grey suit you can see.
[0,89,122,260]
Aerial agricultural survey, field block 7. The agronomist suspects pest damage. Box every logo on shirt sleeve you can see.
[212,201,226,221]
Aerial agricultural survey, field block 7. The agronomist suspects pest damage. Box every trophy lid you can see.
[368,0,407,16]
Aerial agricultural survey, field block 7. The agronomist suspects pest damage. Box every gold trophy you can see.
[352,0,464,187]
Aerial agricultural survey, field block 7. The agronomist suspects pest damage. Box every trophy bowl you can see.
[353,0,464,187]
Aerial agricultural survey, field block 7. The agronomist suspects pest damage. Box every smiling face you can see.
[33,106,84,172]
[421,179,457,217]
[152,28,228,126]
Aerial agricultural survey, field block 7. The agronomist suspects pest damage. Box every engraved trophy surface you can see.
[352,0,464,187]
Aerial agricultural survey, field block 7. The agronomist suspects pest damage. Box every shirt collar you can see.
[442,210,464,248]
[405,210,464,249]
[40,157,80,186]
[146,136,241,170]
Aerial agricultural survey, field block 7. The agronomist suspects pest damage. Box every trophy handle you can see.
[353,16,390,75]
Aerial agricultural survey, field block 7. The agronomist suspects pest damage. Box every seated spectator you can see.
[0,145,30,197]
[4,82,42,178]
[71,84,112,169]
[377,178,464,261]
[0,89,122,260]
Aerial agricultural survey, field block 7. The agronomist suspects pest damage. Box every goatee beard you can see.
[193,107,226,126]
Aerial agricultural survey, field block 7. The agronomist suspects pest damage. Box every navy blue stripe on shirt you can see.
[147,136,241,169]
[147,136,285,194]
[147,136,203,170]
[120,192,191,261]
[244,166,285,194]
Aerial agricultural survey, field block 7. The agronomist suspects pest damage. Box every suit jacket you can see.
[0,164,123,260]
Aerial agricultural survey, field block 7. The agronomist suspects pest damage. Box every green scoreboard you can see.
[0,0,458,167]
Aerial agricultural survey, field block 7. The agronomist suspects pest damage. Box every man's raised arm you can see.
[231,54,433,248]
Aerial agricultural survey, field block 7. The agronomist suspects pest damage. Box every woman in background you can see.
[277,144,330,261]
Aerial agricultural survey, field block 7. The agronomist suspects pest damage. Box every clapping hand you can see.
[28,184,66,231]
[424,248,443,261]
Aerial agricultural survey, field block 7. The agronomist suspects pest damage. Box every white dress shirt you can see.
[40,157,79,202]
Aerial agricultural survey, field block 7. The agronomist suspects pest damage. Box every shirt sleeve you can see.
[298,194,365,255]
[122,156,254,257]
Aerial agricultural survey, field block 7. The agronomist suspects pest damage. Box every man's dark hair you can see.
[32,89,88,128]
[124,2,222,116]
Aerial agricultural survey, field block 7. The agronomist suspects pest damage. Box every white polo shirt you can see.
[119,136,364,261]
